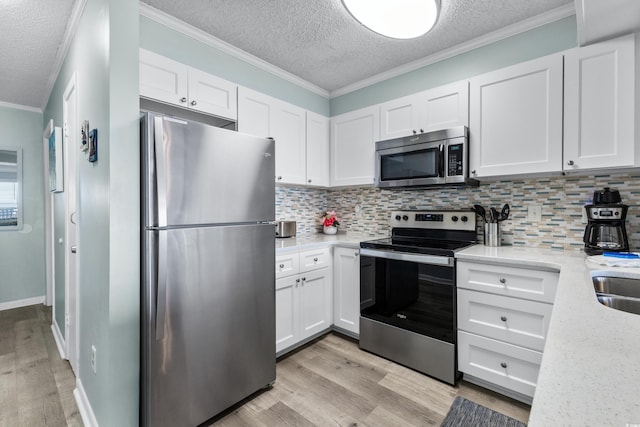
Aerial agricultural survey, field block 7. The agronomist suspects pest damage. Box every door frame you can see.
[63,73,79,374]
[43,120,54,307]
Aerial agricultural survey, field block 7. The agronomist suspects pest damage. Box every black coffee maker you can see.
[584,187,630,255]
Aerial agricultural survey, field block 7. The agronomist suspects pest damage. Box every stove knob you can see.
[402,215,409,221]
[615,212,620,216]
[451,216,459,222]
[461,216,468,222]
[395,215,401,221]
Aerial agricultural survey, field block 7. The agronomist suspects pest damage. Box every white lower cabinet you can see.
[457,260,559,403]
[332,246,360,336]
[275,247,332,354]
[458,331,542,399]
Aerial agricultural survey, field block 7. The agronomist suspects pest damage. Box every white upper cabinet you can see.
[186,68,237,119]
[237,86,272,136]
[379,93,420,140]
[140,49,188,105]
[418,80,469,132]
[379,80,469,140]
[238,86,306,185]
[273,102,306,185]
[306,111,330,187]
[564,34,636,172]
[330,105,380,187]
[469,54,563,178]
[139,49,237,120]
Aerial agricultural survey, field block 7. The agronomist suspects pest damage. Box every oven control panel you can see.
[390,210,476,231]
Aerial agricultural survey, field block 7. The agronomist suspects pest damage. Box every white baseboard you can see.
[51,321,67,360]
[0,295,45,311]
[74,379,99,427]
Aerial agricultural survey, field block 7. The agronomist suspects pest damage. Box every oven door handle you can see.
[359,248,454,267]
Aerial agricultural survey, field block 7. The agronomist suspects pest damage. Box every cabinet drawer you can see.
[458,331,542,398]
[276,253,299,279]
[299,247,331,273]
[457,261,558,303]
[457,289,553,352]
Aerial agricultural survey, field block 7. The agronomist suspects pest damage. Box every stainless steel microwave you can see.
[374,126,477,188]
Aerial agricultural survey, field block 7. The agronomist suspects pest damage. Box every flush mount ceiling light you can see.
[342,0,440,39]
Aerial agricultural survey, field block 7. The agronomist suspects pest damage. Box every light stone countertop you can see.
[456,245,640,426]
[275,232,386,253]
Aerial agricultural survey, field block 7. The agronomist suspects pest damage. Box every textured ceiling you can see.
[0,0,76,110]
[141,0,574,93]
[0,0,574,110]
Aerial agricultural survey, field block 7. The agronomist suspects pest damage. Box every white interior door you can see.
[63,75,79,375]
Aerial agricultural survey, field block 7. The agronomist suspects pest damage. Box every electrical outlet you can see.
[354,204,362,217]
[91,345,97,374]
[527,205,542,222]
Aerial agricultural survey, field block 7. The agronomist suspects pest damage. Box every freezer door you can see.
[141,224,276,427]
[145,114,275,227]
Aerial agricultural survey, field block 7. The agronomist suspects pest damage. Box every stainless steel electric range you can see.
[359,210,477,385]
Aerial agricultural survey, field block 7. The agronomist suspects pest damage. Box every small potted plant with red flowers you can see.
[322,211,340,235]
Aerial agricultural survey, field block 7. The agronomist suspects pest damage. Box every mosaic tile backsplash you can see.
[276,173,640,252]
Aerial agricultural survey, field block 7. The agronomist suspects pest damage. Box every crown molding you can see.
[0,100,42,114]
[40,0,87,112]
[139,2,330,99]
[330,3,576,98]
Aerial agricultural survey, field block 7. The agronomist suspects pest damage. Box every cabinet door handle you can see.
[190,100,197,106]
[354,252,359,257]
[302,277,306,282]
[567,160,574,166]
[277,176,282,180]
[313,257,318,262]
[279,264,285,269]
[308,179,312,183]
[500,316,507,322]
[179,97,187,103]
[471,170,476,175]
[499,278,506,284]
[500,362,508,368]
[412,129,417,134]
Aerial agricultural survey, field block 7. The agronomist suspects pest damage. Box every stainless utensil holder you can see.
[484,223,501,247]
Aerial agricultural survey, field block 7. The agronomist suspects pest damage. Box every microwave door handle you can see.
[439,144,445,178]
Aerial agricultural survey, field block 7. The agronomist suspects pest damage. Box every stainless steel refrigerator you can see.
[140,112,276,427]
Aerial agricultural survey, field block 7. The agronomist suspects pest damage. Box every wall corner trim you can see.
[139,2,330,99]
[74,379,99,427]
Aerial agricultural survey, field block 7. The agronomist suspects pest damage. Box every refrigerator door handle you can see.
[155,231,168,340]
[153,116,168,228]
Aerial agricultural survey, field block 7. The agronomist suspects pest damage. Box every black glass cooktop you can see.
[360,236,476,257]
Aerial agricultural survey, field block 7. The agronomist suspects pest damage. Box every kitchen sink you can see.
[592,275,640,315]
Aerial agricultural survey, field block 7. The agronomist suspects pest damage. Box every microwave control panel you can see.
[447,143,464,176]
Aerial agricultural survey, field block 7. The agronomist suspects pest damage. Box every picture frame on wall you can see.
[49,126,63,192]
[88,128,98,162]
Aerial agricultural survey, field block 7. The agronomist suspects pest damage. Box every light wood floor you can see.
[0,304,82,426]
[213,333,530,426]
[1,306,530,426]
